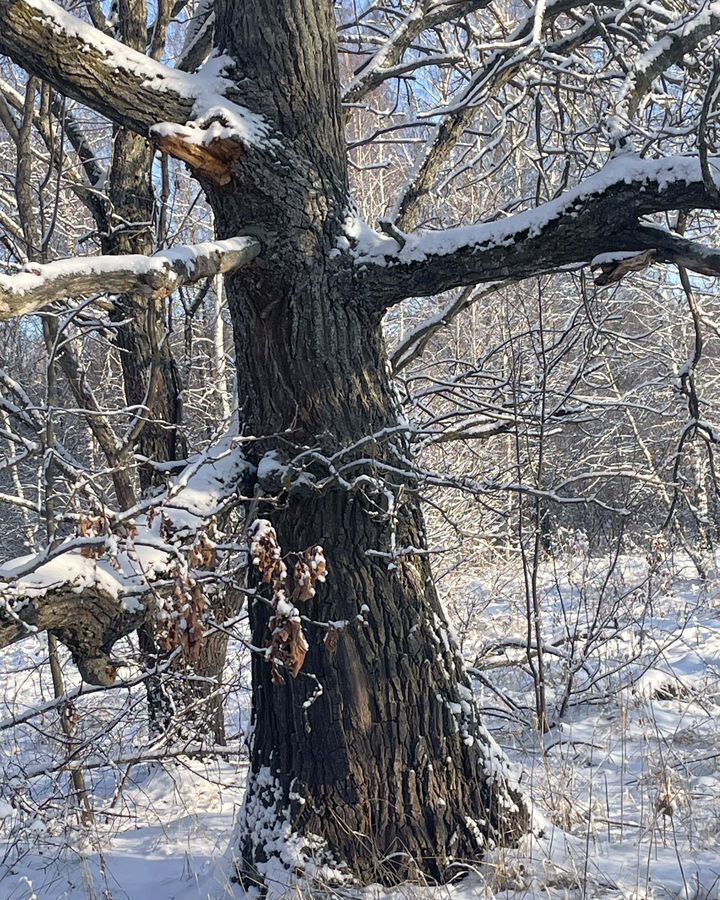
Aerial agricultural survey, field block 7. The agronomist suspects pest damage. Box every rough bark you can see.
[0,0,194,135]
[203,0,528,888]
[238,488,527,887]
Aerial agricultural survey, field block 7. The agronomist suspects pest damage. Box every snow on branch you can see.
[0,237,260,319]
[342,0,491,105]
[0,0,272,183]
[0,438,254,682]
[350,154,720,307]
[177,0,214,72]
[622,0,720,116]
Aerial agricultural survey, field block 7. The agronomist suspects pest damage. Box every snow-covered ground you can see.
[2,545,720,899]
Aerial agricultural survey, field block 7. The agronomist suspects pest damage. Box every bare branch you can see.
[392,0,619,229]
[342,0,491,106]
[623,1,720,116]
[391,284,500,373]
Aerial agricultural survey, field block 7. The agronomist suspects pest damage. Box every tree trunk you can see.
[138,614,230,745]
[102,0,232,746]
[219,276,530,882]
[104,129,186,495]
[106,131,232,744]
[238,486,528,887]
[201,1,529,887]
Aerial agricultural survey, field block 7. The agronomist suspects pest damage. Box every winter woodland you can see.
[1,0,720,897]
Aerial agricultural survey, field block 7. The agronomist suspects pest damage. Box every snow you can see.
[590,250,646,267]
[161,435,251,524]
[3,554,127,601]
[25,1,272,148]
[0,436,252,611]
[256,450,287,490]
[345,154,720,267]
[5,548,720,897]
[635,34,674,74]
[237,766,351,899]
[149,56,274,150]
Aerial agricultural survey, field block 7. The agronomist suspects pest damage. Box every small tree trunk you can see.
[213,273,232,423]
[48,635,95,825]
[101,0,236,746]
[43,327,94,825]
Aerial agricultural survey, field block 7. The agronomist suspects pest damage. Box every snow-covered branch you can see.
[0,0,271,183]
[177,0,214,72]
[0,237,260,319]
[352,155,720,307]
[622,0,720,116]
[0,438,253,681]
[342,0,490,105]
[0,0,192,133]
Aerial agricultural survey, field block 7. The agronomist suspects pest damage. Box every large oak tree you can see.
[1,0,720,892]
